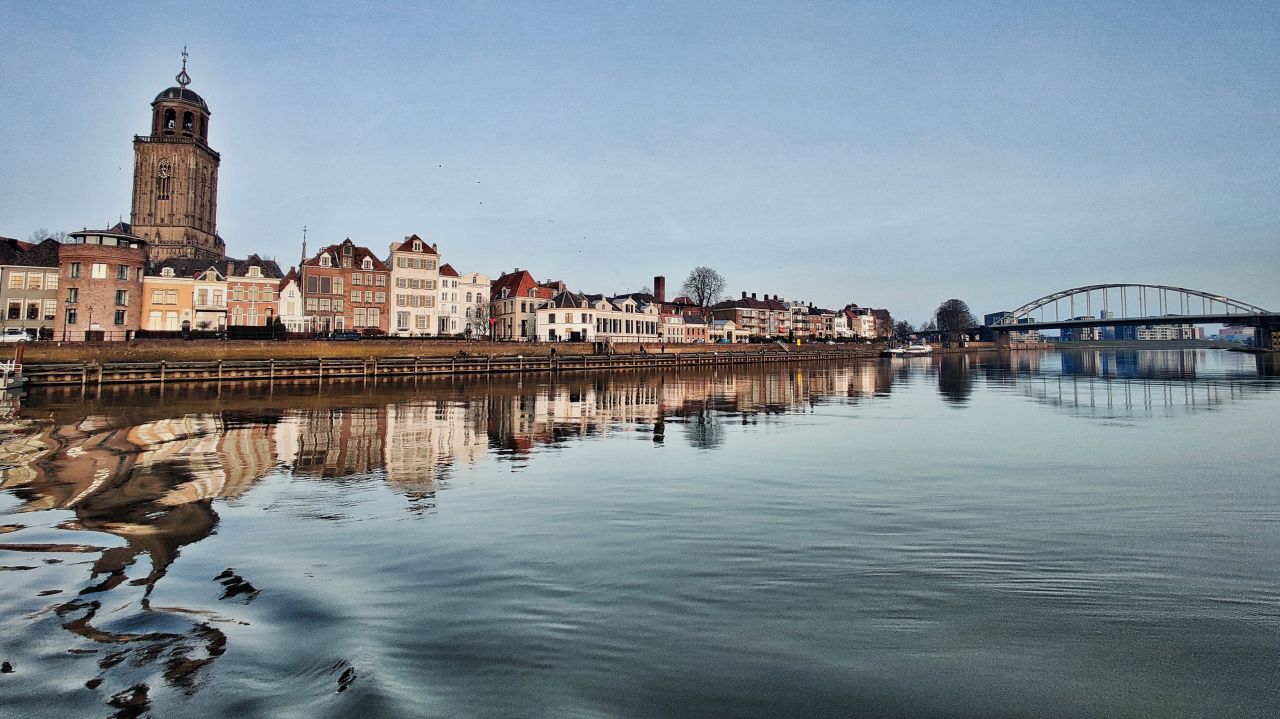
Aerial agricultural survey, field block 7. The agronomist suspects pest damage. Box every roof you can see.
[302,239,389,271]
[149,257,224,279]
[279,267,299,290]
[391,234,439,255]
[546,290,589,308]
[439,263,460,277]
[13,238,61,267]
[154,86,209,112]
[491,269,537,298]
[0,238,30,265]
[227,254,284,279]
[683,315,708,325]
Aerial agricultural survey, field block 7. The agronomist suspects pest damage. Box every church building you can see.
[129,50,226,262]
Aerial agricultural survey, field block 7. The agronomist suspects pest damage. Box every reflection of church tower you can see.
[130,49,226,262]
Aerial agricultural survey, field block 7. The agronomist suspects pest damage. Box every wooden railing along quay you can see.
[18,349,872,388]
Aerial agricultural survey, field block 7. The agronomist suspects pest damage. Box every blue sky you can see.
[1,1,1276,324]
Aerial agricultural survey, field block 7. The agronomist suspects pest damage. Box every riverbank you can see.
[11,342,879,388]
[1,339,870,365]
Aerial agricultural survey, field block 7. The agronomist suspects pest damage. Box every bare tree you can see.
[893,320,914,341]
[680,266,727,309]
[28,228,67,243]
[469,295,491,338]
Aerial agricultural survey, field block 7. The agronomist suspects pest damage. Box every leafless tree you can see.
[680,266,727,309]
[28,228,67,243]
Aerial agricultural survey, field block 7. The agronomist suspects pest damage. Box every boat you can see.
[881,344,933,358]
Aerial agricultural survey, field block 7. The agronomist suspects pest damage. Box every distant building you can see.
[0,238,60,339]
[56,225,147,340]
[388,234,440,336]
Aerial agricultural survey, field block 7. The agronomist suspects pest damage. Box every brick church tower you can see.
[130,49,226,262]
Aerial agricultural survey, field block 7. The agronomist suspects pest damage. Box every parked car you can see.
[0,328,30,343]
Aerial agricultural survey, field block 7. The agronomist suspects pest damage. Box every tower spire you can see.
[176,46,191,88]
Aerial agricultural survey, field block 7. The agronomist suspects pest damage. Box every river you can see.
[0,350,1276,718]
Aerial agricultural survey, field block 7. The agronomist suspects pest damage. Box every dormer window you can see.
[362,257,373,270]
[413,241,422,252]
[203,270,219,281]
[319,254,332,267]
[248,266,262,277]
[161,267,175,277]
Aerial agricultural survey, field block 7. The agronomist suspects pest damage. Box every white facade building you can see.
[388,234,440,336]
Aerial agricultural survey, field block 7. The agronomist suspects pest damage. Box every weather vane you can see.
[176,45,191,88]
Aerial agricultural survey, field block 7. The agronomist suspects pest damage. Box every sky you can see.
[1,1,1277,325]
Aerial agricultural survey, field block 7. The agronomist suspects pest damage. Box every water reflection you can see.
[0,351,1274,716]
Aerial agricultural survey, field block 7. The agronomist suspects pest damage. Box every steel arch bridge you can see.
[992,284,1273,330]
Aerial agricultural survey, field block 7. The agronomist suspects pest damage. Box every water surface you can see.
[0,350,1277,717]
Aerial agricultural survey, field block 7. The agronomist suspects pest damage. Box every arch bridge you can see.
[988,284,1278,350]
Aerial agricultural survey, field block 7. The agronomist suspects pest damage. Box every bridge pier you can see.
[995,331,1011,351]
[1256,323,1278,352]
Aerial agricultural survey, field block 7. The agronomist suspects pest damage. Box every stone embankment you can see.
[5,340,878,388]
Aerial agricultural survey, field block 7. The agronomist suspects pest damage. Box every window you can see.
[364,290,373,303]
[67,288,79,304]
[115,290,128,306]
[248,266,262,277]
[7,273,24,290]
[46,273,58,290]
[549,313,557,324]
[397,294,407,307]
[466,292,472,303]
[306,275,318,293]
[333,299,343,312]
[374,292,385,303]
[6,301,19,320]
[114,309,126,325]
[354,307,366,326]
[165,290,177,305]
[249,287,259,303]
[43,300,56,321]
[375,275,386,286]
[91,263,107,279]
[333,278,343,294]
[352,273,362,286]
[416,315,427,330]
[397,311,409,330]
[213,290,223,306]
[306,298,318,311]
[117,264,129,280]
[157,160,172,200]
[319,277,331,294]
[69,262,81,279]
[396,278,406,288]
[319,298,331,311]
[367,308,380,327]
[149,311,162,330]
[362,258,372,270]
[161,267,175,277]
[352,290,361,302]
[151,290,163,304]
[319,254,332,267]
[364,273,373,285]
[413,240,422,252]
[197,289,208,306]
[65,308,77,325]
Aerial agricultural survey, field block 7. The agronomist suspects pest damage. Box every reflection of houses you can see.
[290,407,388,477]
[383,401,488,487]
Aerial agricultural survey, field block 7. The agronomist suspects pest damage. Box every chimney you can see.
[654,275,665,304]
[752,292,757,299]
[227,261,234,277]
[741,291,747,299]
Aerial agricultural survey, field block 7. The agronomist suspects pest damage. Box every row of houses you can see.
[1,227,890,344]
[0,229,492,340]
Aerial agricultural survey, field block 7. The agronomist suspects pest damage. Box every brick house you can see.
[301,238,390,334]
[226,254,284,327]
[56,225,147,341]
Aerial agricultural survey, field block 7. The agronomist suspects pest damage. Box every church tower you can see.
[130,49,226,262]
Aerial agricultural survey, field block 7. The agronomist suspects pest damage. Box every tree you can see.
[680,266,727,309]
[469,295,491,338]
[893,320,914,341]
[934,298,976,343]
[28,228,67,243]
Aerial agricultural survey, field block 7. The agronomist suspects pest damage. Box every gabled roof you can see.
[227,254,284,279]
[683,314,708,325]
[279,267,299,290]
[391,233,439,255]
[302,238,389,271]
[439,263,460,277]
[546,290,589,309]
[13,238,61,267]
